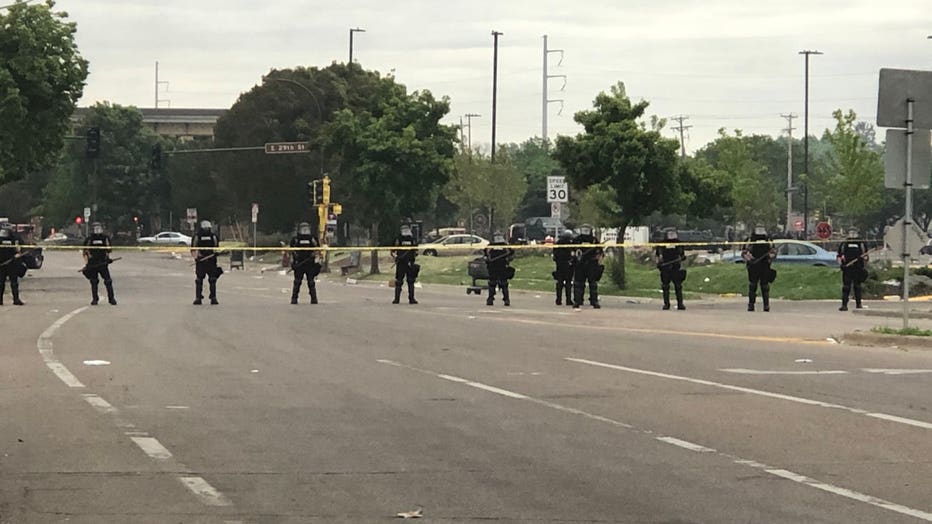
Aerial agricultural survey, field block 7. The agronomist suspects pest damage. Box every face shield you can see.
[298,223,311,236]
[0,228,9,239]
[493,234,505,243]
[579,225,593,236]
[200,220,212,231]
[847,229,859,239]
[665,230,678,241]
[92,224,104,235]
[400,226,412,237]
[753,226,767,236]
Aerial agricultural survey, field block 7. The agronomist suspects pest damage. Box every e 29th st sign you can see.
[264,142,311,154]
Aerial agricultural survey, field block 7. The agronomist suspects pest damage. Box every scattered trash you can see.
[467,315,476,319]
[252,275,264,280]
[82,360,110,366]
[281,288,289,294]
[49,309,59,313]
[414,282,423,289]
[826,337,839,344]
[250,369,259,373]
[346,278,358,285]
[396,508,423,519]
[277,270,287,276]
[704,277,711,282]
[626,299,640,304]
[534,295,541,298]
[794,358,813,363]
[882,279,899,286]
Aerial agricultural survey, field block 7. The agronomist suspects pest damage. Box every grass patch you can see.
[871,326,932,337]
[357,252,850,300]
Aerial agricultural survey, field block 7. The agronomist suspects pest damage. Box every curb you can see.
[841,331,932,350]
[853,309,932,319]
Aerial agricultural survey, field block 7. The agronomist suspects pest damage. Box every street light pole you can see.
[491,31,503,163]
[799,49,822,239]
[270,77,325,176]
[464,113,481,155]
[349,27,366,64]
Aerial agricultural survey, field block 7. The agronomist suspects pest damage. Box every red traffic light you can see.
[75,216,83,225]
[133,216,139,223]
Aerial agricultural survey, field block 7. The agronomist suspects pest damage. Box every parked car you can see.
[137,231,192,246]
[42,232,84,245]
[721,239,839,267]
[420,234,488,256]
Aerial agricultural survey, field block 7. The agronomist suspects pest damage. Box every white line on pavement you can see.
[36,307,88,388]
[720,368,848,375]
[81,393,116,414]
[862,368,932,375]
[656,436,716,453]
[179,476,233,507]
[379,358,932,522]
[567,357,932,431]
[130,436,174,460]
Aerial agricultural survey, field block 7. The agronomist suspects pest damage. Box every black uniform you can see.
[485,241,515,306]
[290,233,321,304]
[838,240,867,309]
[656,241,686,310]
[391,233,419,304]
[573,232,604,308]
[192,228,221,305]
[83,233,116,305]
[552,236,575,306]
[742,233,774,311]
[0,233,25,306]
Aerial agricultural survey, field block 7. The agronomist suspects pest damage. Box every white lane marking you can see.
[437,374,529,399]
[379,359,932,522]
[656,436,716,453]
[130,436,173,460]
[81,394,116,414]
[165,405,190,410]
[765,469,932,521]
[36,307,88,388]
[82,359,111,366]
[720,368,848,375]
[179,476,233,507]
[867,413,932,430]
[567,357,932,431]
[862,368,932,375]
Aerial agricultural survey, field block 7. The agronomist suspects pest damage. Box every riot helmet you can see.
[0,225,10,239]
[493,231,505,244]
[665,228,678,241]
[579,224,593,236]
[92,222,104,235]
[560,229,573,240]
[200,220,212,231]
[847,227,859,239]
[753,224,767,236]
[400,225,412,237]
[298,222,312,236]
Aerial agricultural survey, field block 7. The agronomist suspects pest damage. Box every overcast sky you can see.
[57,0,932,152]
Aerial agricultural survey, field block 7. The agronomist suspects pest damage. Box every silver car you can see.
[721,239,839,267]
[138,231,192,246]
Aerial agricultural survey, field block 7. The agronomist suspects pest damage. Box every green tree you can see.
[0,0,88,183]
[554,82,682,287]
[40,103,162,232]
[819,110,885,230]
[498,138,563,219]
[710,129,783,228]
[445,153,528,236]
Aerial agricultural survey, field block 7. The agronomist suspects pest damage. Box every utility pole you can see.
[155,61,170,108]
[670,115,691,158]
[349,27,365,64]
[464,113,480,155]
[542,35,565,145]
[491,30,503,163]
[799,49,822,239]
[781,113,797,234]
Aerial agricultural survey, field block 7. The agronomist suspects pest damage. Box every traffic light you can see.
[75,216,83,225]
[133,216,139,224]
[322,176,331,204]
[307,181,321,205]
[85,127,100,158]
[150,143,162,170]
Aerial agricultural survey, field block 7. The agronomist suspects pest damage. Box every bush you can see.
[607,253,626,289]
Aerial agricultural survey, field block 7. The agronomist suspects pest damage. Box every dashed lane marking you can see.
[36,306,88,388]
[378,358,932,522]
[179,476,233,507]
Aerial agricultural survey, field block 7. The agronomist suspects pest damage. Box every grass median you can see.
[357,253,848,300]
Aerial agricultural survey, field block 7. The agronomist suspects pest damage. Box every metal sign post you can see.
[251,203,259,257]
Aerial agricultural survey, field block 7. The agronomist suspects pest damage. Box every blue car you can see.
[721,240,839,267]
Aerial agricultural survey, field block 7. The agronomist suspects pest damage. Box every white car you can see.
[138,231,192,246]
[421,234,489,256]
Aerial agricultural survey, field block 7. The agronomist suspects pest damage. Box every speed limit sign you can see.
[547,176,568,203]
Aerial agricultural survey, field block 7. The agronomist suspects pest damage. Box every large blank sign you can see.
[877,68,932,129]
[884,129,931,189]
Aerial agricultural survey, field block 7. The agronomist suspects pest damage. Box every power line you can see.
[670,115,691,158]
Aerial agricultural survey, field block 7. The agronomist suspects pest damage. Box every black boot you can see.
[555,282,563,305]
[208,279,218,305]
[502,284,510,307]
[675,285,685,310]
[291,281,301,304]
[662,286,671,310]
[11,280,23,306]
[194,279,203,305]
[854,285,863,309]
[573,282,584,309]
[0,281,4,305]
[762,288,770,312]
[105,281,116,305]
[309,283,318,304]
[747,283,756,311]
[566,284,573,306]
[392,281,402,304]
[407,281,417,304]
[90,280,100,306]
[840,287,850,311]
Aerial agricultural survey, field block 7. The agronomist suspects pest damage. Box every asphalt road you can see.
[2,251,931,523]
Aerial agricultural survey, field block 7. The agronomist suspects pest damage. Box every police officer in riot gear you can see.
[573,224,604,309]
[485,231,515,306]
[391,225,419,304]
[837,227,868,311]
[191,220,221,305]
[742,225,775,312]
[656,228,686,310]
[82,222,117,305]
[0,224,25,306]
[552,229,575,306]
[289,222,321,304]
